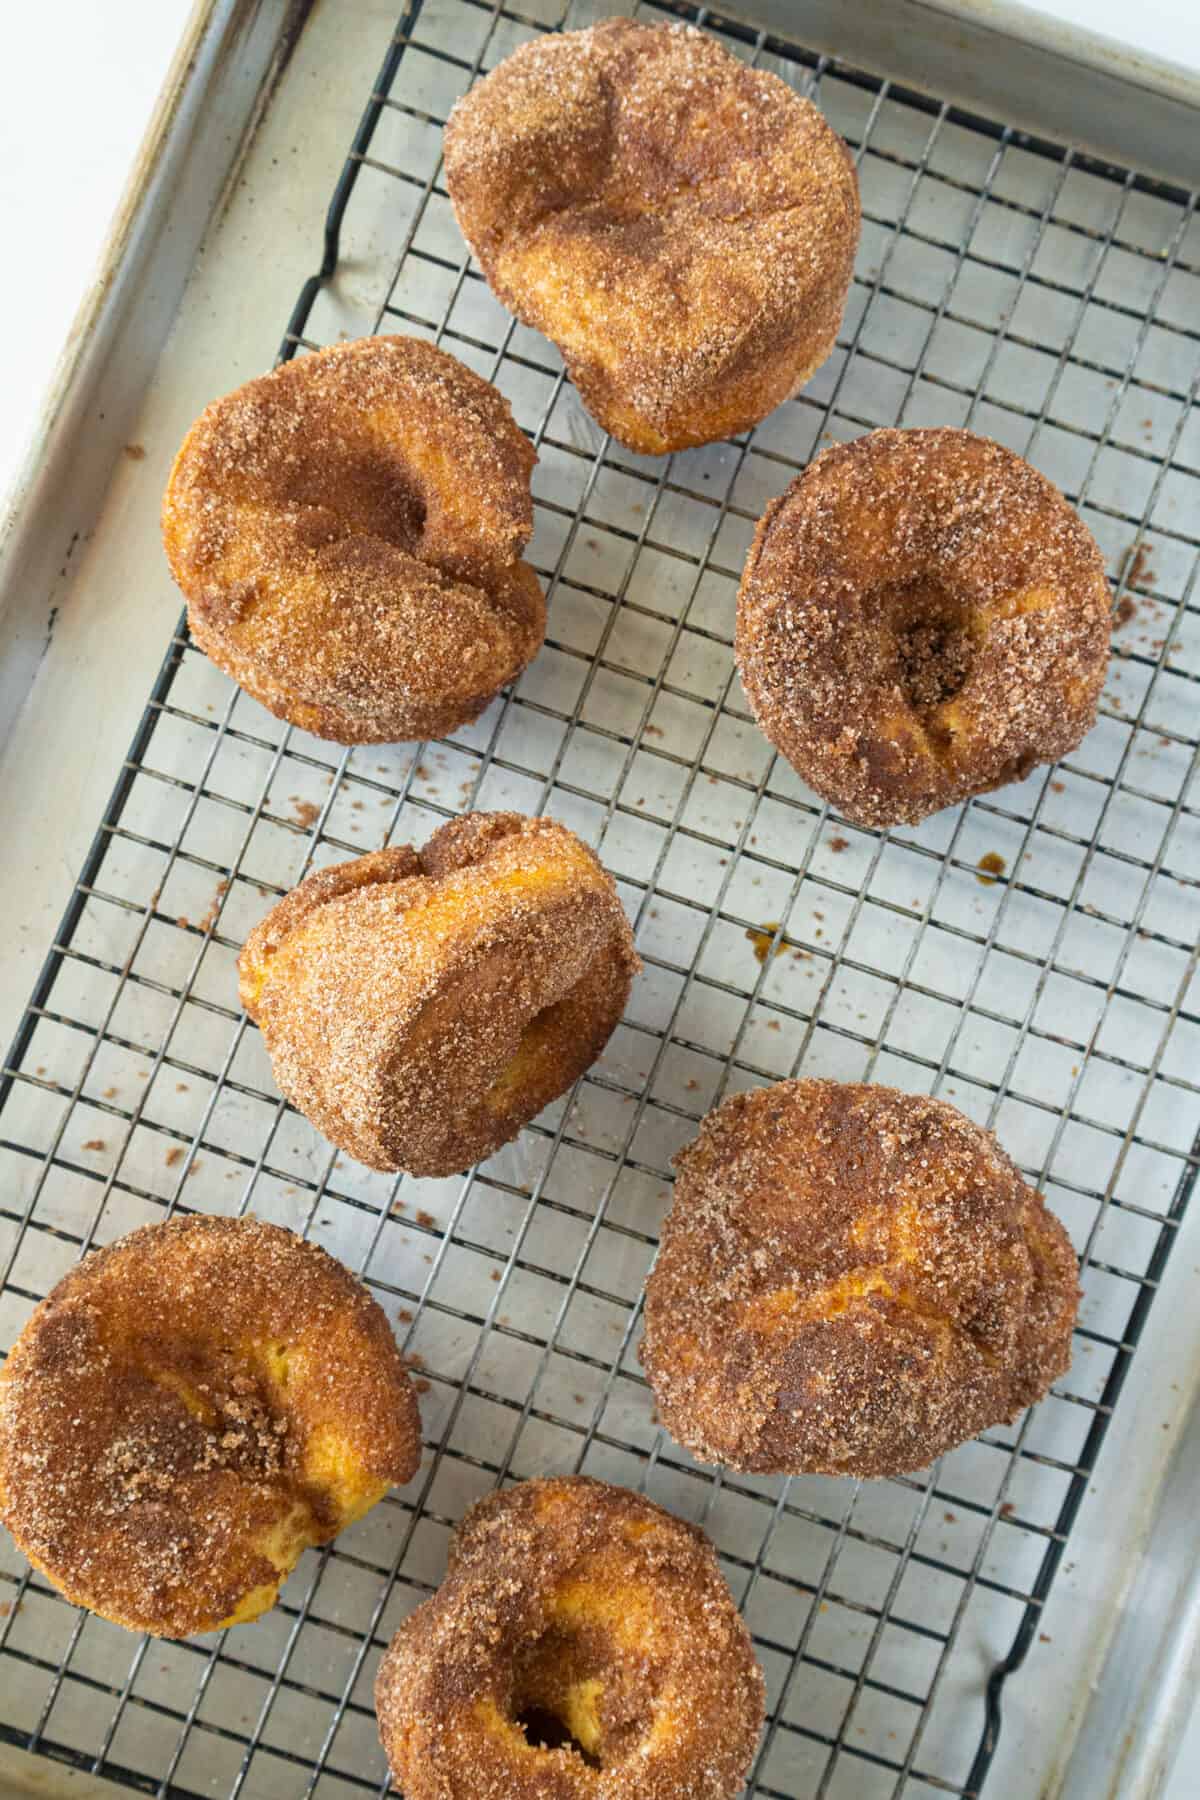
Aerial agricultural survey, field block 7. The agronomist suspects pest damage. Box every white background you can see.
[0,2,194,512]
[0,0,1196,511]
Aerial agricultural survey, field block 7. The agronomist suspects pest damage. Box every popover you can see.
[444,19,859,454]
[163,334,544,743]
[239,812,639,1176]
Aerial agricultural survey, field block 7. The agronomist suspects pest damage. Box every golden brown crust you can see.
[0,1216,421,1638]
[239,813,640,1177]
[375,1475,764,1800]
[444,19,859,455]
[735,428,1112,827]
[641,1080,1080,1478]
[162,335,544,743]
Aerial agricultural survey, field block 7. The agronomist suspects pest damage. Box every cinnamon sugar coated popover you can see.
[641,1081,1079,1478]
[162,334,544,742]
[375,1475,764,1799]
[0,1215,421,1637]
[239,812,640,1177]
[736,428,1112,826]
[444,19,859,454]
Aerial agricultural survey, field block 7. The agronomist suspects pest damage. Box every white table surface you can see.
[1023,0,1199,68]
[0,1,195,516]
[0,5,1197,1798]
[0,0,1196,521]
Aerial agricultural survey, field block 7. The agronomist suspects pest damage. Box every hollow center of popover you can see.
[508,1612,656,1772]
[484,974,591,1112]
[880,576,976,720]
[291,441,427,553]
[107,1334,384,1618]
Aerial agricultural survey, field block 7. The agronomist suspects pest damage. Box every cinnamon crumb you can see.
[198,880,229,934]
[1122,542,1155,589]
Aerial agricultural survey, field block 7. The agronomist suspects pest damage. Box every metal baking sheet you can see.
[2,2,1198,1796]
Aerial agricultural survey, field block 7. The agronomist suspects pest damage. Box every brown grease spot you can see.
[746,922,787,964]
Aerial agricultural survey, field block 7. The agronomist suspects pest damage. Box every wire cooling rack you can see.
[2,1,1199,1796]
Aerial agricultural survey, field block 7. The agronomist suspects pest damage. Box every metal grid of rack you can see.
[2,1,1199,1795]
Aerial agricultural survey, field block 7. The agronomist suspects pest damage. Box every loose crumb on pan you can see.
[745,921,788,964]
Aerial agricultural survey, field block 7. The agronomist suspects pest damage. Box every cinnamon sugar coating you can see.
[239,812,640,1177]
[736,428,1112,827]
[162,335,544,742]
[375,1476,764,1799]
[444,19,859,455]
[641,1081,1079,1478]
[0,1215,421,1637]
